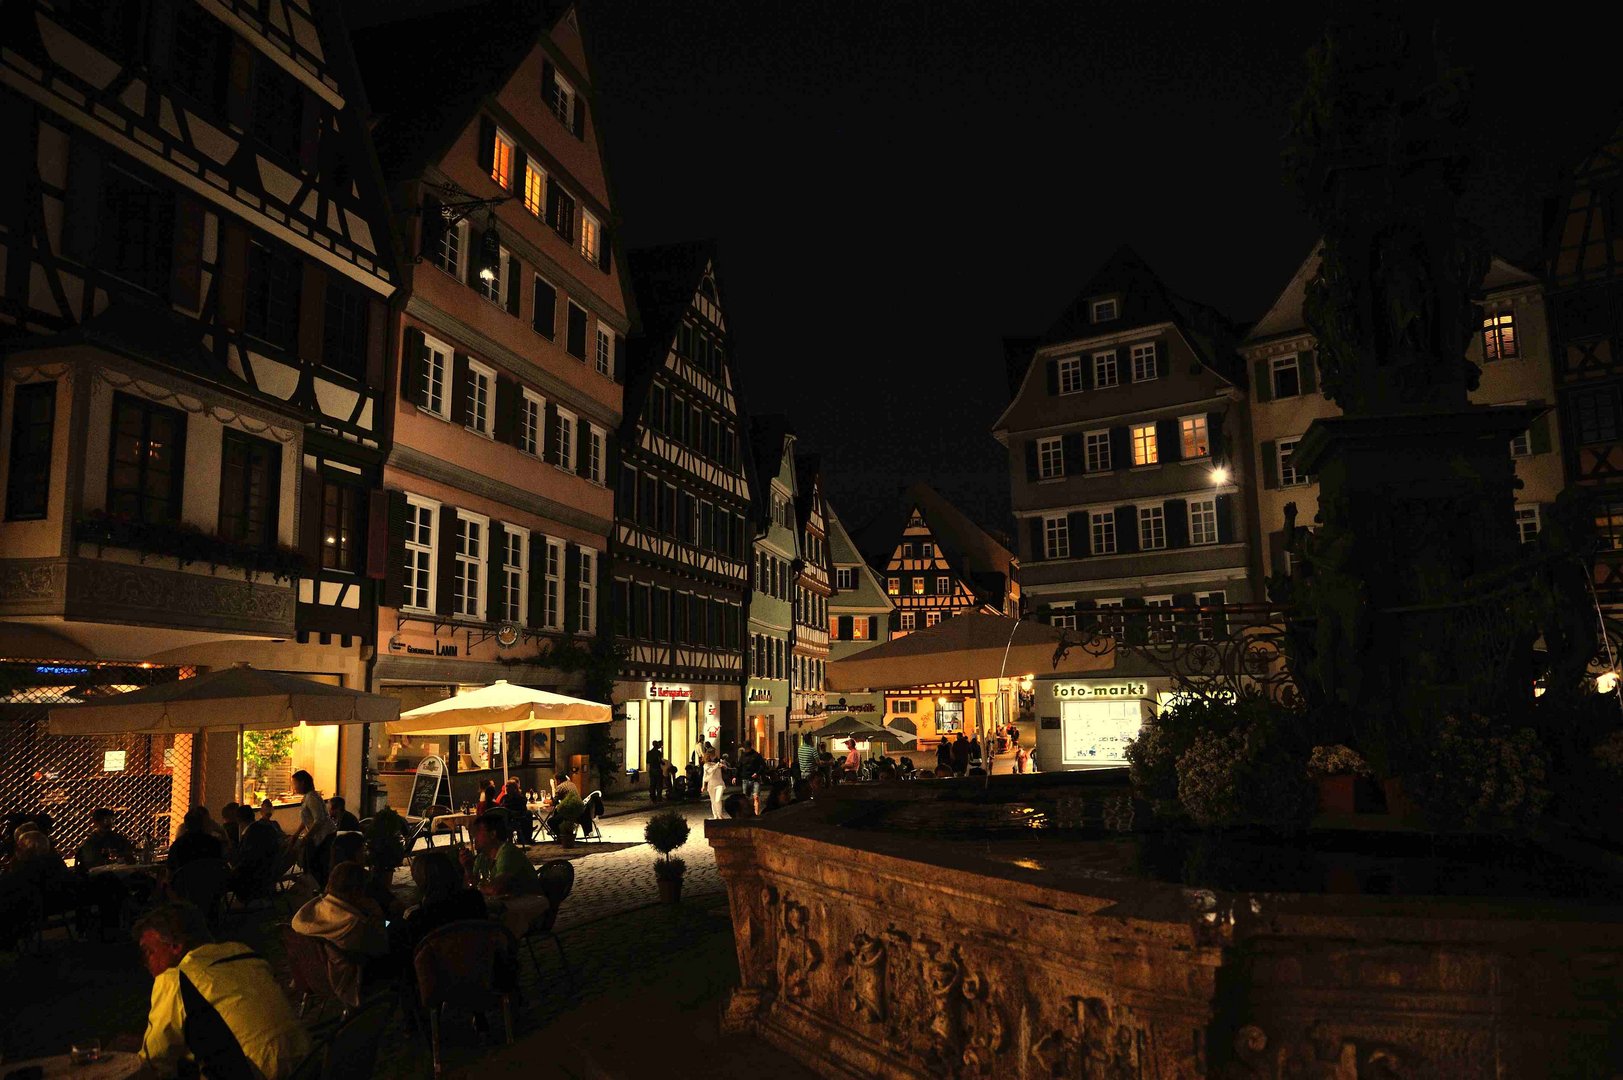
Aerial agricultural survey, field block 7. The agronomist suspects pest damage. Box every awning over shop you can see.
[47,663,397,735]
[826,613,1113,692]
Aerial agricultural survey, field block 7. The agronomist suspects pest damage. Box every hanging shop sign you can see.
[647,682,692,700]
[704,701,721,743]
[747,687,773,704]
[1050,681,1149,700]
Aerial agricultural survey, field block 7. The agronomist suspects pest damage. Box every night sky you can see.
[351,1,1621,544]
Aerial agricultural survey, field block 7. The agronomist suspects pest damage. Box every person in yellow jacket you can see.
[135,902,310,1079]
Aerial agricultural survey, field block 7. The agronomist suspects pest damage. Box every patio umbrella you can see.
[384,680,611,781]
[806,714,889,741]
[46,663,398,735]
[826,612,1112,692]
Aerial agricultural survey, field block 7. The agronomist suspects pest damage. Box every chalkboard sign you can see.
[1040,716,1060,730]
[406,755,447,819]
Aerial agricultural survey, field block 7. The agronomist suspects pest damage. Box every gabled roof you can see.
[746,414,794,530]
[352,0,567,185]
[793,451,824,534]
[854,484,1015,611]
[620,240,727,437]
[1025,245,1241,386]
[1002,336,1039,398]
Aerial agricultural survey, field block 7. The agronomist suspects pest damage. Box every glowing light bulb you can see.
[1210,465,1230,485]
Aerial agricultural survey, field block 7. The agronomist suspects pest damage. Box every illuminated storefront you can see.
[1034,678,1163,768]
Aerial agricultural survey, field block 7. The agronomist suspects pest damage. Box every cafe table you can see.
[4,1050,143,1079]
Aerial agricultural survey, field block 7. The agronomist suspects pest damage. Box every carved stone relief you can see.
[1032,995,1149,1079]
[1226,1023,1415,1079]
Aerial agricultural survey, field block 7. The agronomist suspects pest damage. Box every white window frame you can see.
[1188,498,1218,546]
[554,407,577,471]
[464,358,495,437]
[549,71,576,128]
[1179,414,1210,459]
[420,334,452,420]
[477,244,507,305]
[403,495,439,613]
[542,536,565,630]
[887,577,899,596]
[587,424,605,485]
[1094,598,1124,638]
[578,546,596,634]
[1515,504,1540,545]
[499,523,530,625]
[595,322,612,376]
[1037,436,1064,479]
[921,542,934,558]
[1084,429,1111,473]
[1130,343,1157,383]
[579,209,601,265]
[925,610,942,627]
[912,577,925,595]
[1043,515,1070,560]
[1057,356,1084,395]
[899,611,916,631]
[519,389,544,456]
[1483,310,1518,361]
[490,127,515,189]
[433,218,467,280]
[1146,595,1175,644]
[1131,422,1158,466]
[1271,353,1301,399]
[1279,437,1308,487]
[522,161,546,217]
[1508,405,1532,457]
[936,575,952,594]
[1050,602,1078,631]
[1090,298,1118,323]
[453,510,489,621]
[1194,590,1226,641]
[1092,350,1118,388]
[1089,510,1116,555]
[836,567,854,590]
[900,542,914,558]
[1138,504,1167,550]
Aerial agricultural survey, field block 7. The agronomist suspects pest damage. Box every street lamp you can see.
[1210,465,1230,485]
[478,222,501,283]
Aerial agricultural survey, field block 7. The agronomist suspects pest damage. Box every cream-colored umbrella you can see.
[384,680,611,781]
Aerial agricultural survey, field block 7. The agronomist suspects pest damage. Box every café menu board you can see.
[407,755,447,818]
[1060,704,1144,766]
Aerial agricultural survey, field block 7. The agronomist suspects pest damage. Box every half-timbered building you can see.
[744,418,796,759]
[612,242,752,774]
[1545,119,1623,611]
[825,497,894,725]
[995,246,1248,771]
[352,0,627,801]
[0,0,397,839]
[854,483,1019,753]
[790,453,833,734]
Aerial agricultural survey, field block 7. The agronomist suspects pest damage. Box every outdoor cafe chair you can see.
[288,994,394,1080]
[580,791,605,842]
[282,924,365,1018]
[170,856,230,928]
[520,859,576,985]
[413,919,518,1078]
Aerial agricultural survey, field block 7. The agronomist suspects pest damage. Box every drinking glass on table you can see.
[70,1036,102,1064]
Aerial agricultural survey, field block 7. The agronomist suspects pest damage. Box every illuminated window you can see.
[1037,436,1064,479]
[490,128,515,188]
[523,163,545,216]
[1090,510,1116,555]
[1093,350,1118,388]
[499,524,529,624]
[403,496,437,612]
[519,390,543,456]
[1043,516,1070,559]
[1130,343,1157,382]
[1180,415,1210,459]
[1131,423,1158,466]
[1514,505,1539,546]
[463,359,494,436]
[1482,310,1518,361]
[1138,505,1166,550]
[580,210,601,264]
[912,577,925,595]
[1188,498,1218,546]
[1085,430,1111,472]
[1278,437,1309,487]
[1090,298,1118,322]
[887,577,900,596]
[453,512,487,619]
[320,479,363,572]
[1271,354,1301,399]
[1057,357,1084,394]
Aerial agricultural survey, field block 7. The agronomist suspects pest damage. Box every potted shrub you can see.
[644,810,691,903]
[552,793,586,847]
[1307,744,1374,814]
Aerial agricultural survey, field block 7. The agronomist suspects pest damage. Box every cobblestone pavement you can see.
[549,798,722,929]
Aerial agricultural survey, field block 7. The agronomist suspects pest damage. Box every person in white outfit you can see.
[702,751,728,819]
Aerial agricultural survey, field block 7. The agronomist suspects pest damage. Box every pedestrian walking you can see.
[702,751,728,819]
[1014,744,1029,774]
[647,741,665,802]
[950,732,970,777]
[796,732,818,780]
[935,738,953,777]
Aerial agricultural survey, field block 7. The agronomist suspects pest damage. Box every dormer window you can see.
[1090,297,1119,323]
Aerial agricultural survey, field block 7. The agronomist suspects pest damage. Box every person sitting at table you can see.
[395,849,487,957]
[75,807,135,869]
[291,861,390,983]
[475,779,501,820]
[14,827,126,939]
[219,802,241,853]
[135,901,310,1079]
[327,796,361,834]
[229,805,283,904]
[327,831,402,918]
[460,813,537,898]
[167,807,225,871]
[256,799,285,837]
[498,779,531,845]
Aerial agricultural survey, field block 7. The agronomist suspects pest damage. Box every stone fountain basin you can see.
[707,771,1623,1079]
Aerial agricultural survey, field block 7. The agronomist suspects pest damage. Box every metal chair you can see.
[520,859,576,985]
[281,924,363,1017]
[413,920,518,1078]
[580,791,605,842]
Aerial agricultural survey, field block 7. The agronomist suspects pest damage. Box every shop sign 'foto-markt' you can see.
[1051,681,1149,700]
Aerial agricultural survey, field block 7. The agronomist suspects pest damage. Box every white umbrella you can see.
[384,680,611,781]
